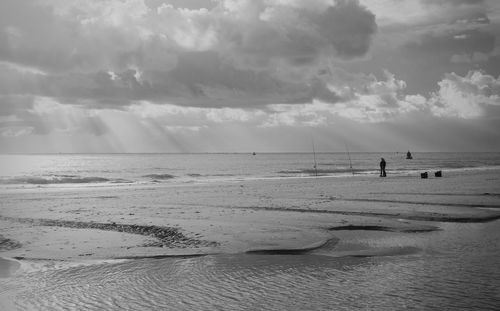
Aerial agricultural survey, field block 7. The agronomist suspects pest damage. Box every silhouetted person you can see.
[380,158,386,177]
[406,150,412,159]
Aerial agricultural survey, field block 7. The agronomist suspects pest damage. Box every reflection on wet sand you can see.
[3,221,500,311]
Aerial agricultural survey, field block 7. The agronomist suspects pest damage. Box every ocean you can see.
[1,152,500,187]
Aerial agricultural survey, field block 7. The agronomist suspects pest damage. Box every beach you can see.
[1,153,500,310]
[2,168,500,260]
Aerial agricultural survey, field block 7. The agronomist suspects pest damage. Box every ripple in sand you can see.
[0,216,218,249]
[0,235,22,251]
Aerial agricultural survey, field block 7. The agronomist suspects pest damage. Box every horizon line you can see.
[2,151,499,155]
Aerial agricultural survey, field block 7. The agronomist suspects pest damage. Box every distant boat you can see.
[252,152,256,156]
[406,150,413,159]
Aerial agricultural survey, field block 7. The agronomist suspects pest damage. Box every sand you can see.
[1,168,500,269]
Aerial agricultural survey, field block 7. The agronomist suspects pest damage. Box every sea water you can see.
[1,221,499,310]
[1,152,500,187]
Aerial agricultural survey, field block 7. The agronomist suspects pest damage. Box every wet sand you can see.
[1,168,500,264]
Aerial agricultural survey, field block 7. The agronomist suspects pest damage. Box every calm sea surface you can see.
[1,152,500,186]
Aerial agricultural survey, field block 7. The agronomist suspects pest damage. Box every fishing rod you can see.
[345,141,354,175]
[312,139,318,177]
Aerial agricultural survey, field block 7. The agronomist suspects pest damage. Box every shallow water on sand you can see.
[2,221,499,310]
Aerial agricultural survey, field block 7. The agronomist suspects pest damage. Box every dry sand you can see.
[1,168,499,267]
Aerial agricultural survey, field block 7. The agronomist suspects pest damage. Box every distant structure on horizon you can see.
[406,150,413,159]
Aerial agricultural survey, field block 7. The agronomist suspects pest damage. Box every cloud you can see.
[422,0,486,7]
[0,96,110,137]
[145,0,217,10]
[430,70,500,118]
[0,0,143,73]
[0,0,377,110]
[403,29,495,60]
[1,0,500,152]
[2,67,498,144]
[255,70,500,125]
[1,0,378,71]
[450,51,490,63]
[217,0,376,67]
[0,52,345,109]
[2,69,500,153]
[339,0,500,100]
[318,0,377,58]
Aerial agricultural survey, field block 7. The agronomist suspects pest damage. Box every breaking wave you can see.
[142,174,176,180]
[0,175,131,185]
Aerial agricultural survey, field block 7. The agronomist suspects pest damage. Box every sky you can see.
[1,0,500,153]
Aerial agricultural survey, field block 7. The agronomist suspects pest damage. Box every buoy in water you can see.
[406,150,413,159]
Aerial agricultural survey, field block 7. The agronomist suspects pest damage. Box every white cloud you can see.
[430,70,500,118]
[324,70,414,122]
[259,70,500,125]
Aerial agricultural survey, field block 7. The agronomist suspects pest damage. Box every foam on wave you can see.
[0,176,129,185]
[142,174,176,180]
